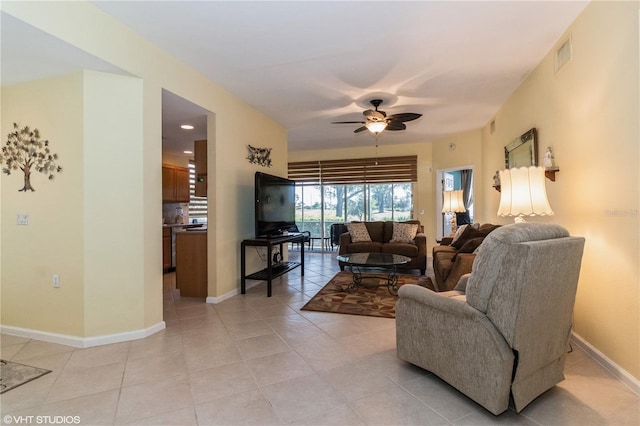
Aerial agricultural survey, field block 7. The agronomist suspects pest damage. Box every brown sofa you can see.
[432,223,501,291]
[339,220,427,274]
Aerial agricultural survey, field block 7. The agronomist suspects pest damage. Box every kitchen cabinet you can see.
[162,227,171,270]
[175,230,207,298]
[162,164,190,203]
[194,139,207,197]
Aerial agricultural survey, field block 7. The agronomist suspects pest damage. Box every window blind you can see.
[188,162,207,219]
[288,156,417,185]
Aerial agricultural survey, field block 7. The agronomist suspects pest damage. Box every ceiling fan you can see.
[331,99,422,134]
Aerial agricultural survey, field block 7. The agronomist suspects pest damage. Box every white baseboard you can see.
[206,281,261,304]
[206,290,237,304]
[571,332,640,396]
[0,321,166,348]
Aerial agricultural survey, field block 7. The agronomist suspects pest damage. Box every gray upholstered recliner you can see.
[396,223,585,415]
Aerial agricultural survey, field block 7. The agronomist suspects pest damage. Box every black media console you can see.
[240,233,305,297]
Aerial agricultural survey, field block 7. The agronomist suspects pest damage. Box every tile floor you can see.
[1,251,638,425]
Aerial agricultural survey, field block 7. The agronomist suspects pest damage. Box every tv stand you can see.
[241,233,305,297]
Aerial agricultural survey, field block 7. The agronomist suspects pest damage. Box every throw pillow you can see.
[451,237,485,261]
[451,226,485,250]
[450,224,469,246]
[346,222,372,242]
[390,222,419,243]
[450,223,479,245]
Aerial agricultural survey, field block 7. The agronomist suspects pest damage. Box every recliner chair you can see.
[396,223,585,415]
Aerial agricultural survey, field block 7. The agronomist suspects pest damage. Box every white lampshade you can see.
[497,166,554,220]
[442,190,466,213]
[366,121,387,134]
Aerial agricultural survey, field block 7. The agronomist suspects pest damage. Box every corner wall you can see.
[83,71,145,336]
[1,71,149,339]
[480,1,639,379]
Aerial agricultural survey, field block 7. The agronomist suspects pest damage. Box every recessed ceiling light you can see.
[183,150,193,154]
[181,124,194,130]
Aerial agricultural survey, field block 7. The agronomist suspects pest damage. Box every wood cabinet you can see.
[175,231,207,298]
[194,139,207,197]
[162,164,190,203]
[162,227,171,270]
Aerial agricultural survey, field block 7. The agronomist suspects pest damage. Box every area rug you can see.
[0,359,51,394]
[301,272,434,318]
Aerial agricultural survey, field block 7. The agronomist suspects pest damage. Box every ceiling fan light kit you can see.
[366,121,388,133]
[331,98,422,135]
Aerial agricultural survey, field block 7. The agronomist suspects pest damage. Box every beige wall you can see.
[1,73,85,335]
[83,71,146,336]
[480,1,639,379]
[1,71,151,338]
[1,2,287,339]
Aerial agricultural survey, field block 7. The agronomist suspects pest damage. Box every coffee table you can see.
[336,252,411,295]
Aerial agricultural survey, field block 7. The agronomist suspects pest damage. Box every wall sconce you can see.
[497,166,553,222]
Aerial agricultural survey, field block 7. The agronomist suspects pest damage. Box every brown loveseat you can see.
[339,220,427,274]
[432,223,501,291]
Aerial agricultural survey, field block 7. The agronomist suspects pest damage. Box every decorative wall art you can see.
[246,144,272,167]
[0,123,62,192]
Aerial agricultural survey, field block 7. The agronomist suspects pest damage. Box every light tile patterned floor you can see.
[1,251,638,425]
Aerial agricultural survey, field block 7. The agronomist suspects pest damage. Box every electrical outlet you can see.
[17,213,29,225]
[53,274,60,288]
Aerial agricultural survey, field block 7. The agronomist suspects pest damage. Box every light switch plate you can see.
[17,213,29,225]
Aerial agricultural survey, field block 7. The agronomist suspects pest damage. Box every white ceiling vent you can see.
[555,35,572,73]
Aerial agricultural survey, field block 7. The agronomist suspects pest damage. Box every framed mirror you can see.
[505,128,537,168]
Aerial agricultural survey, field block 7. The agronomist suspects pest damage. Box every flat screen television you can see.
[255,172,296,238]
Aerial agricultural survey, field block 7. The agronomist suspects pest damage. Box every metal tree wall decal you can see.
[0,123,62,192]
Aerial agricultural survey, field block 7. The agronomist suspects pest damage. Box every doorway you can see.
[161,90,210,307]
[436,166,474,239]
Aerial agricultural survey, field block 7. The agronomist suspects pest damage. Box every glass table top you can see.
[336,252,411,267]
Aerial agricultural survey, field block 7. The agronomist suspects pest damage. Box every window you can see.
[188,162,207,223]
[289,156,416,249]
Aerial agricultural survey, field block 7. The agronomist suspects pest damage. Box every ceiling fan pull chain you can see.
[375,136,379,165]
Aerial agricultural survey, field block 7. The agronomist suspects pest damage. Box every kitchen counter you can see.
[163,223,205,272]
[175,230,207,298]
[163,223,204,229]
[174,227,207,234]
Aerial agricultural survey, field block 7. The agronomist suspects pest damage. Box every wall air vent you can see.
[555,35,572,73]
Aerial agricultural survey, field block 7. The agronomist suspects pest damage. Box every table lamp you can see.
[442,189,466,234]
[497,166,554,222]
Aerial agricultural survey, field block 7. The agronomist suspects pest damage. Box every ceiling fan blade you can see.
[354,126,368,133]
[331,121,366,124]
[385,112,422,123]
[363,110,386,121]
[385,121,407,131]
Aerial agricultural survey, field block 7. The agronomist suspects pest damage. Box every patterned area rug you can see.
[0,359,51,394]
[301,272,434,318]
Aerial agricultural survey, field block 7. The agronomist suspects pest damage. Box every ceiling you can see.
[3,2,588,155]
